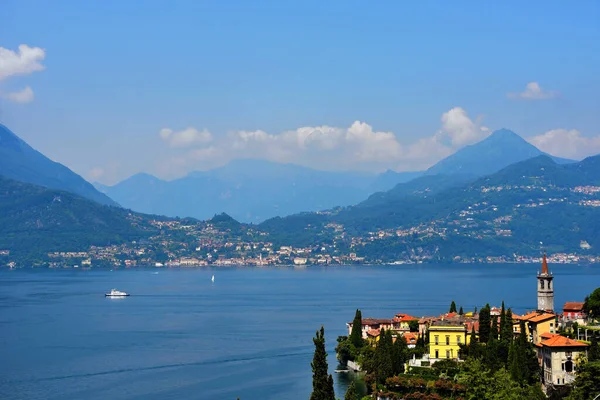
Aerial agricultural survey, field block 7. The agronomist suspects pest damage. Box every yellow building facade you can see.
[428,321,471,360]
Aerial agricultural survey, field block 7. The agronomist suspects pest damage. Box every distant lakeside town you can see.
[2,212,600,269]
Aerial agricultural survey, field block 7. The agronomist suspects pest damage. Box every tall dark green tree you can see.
[467,325,481,359]
[459,306,464,315]
[584,288,600,320]
[449,300,457,313]
[344,381,357,400]
[490,312,499,341]
[349,309,363,348]
[392,332,408,375]
[310,326,335,400]
[500,308,513,343]
[589,333,600,362]
[479,304,491,343]
[374,329,394,383]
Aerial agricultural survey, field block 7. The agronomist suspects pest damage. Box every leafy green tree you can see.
[479,304,491,343]
[344,381,357,400]
[349,309,363,348]
[408,320,419,332]
[459,306,464,315]
[449,301,457,313]
[584,288,600,320]
[566,361,600,400]
[310,326,335,400]
[374,329,394,383]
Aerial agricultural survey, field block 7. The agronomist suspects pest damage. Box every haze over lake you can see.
[1,264,599,400]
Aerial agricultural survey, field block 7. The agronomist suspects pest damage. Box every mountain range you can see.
[97,128,574,222]
[1,123,598,264]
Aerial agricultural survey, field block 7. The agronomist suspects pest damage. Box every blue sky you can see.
[1,0,599,184]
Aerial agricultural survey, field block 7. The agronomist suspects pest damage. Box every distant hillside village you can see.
[336,255,600,399]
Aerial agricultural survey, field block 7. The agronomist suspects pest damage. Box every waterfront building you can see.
[347,318,393,339]
[428,319,472,360]
[538,333,588,391]
[537,253,554,313]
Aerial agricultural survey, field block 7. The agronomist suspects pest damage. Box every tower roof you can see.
[541,253,549,274]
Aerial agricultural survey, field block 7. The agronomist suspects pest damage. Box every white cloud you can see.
[156,107,486,178]
[159,127,213,147]
[528,129,600,159]
[438,107,490,147]
[508,82,558,100]
[88,167,105,180]
[3,86,34,103]
[0,45,46,81]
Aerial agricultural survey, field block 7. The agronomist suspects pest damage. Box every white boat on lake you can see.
[105,288,129,297]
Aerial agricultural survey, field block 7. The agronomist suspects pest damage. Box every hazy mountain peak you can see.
[425,128,572,177]
[0,124,118,206]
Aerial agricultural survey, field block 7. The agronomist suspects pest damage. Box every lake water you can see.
[1,264,599,400]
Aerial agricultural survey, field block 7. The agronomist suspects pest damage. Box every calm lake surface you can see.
[1,264,599,400]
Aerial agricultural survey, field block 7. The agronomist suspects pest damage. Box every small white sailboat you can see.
[211,274,215,283]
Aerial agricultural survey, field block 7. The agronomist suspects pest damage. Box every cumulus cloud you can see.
[528,129,600,159]
[159,127,212,147]
[437,107,490,147]
[0,45,46,81]
[3,86,34,103]
[88,167,105,180]
[508,82,558,100]
[157,107,487,178]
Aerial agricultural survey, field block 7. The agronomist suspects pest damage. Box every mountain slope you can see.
[102,159,388,222]
[425,129,576,177]
[0,124,117,206]
[0,175,156,259]
[258,155,600,258]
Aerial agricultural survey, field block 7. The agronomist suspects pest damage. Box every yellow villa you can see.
[428,319,472,360]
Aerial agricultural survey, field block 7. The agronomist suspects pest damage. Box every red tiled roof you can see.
[563,302,585,312]
[541,334,588,348]
[367,329,381,337]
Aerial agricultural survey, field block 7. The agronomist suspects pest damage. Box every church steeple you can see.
[537,252,554,313]
[541,253,549,275]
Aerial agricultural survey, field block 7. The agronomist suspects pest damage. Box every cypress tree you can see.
[499,302,507,340]
[589,333,600,361]
[500,308,513,343]
[491,314,498,341]
[392,332,408,374]
[349,309,363,348]
[467,325,479,359]
[344,381,357,400]
[375,329,394,382]
[310,326,335,400]
[479,304,491,343]
[459,306,464,315]
[449,301,457,313]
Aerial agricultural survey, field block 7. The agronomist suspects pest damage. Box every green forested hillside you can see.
[0,175,156,262]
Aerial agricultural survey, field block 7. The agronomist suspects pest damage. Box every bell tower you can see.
[537,253,554,313]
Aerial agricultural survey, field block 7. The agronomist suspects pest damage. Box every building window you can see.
[457,335,461,344]
[435,350,439,359]
[565,360,573,373]
[446,336,450,345]
[435,335,439,345]
[446,350,450,359]
[550,323,553,327]
[541,280,545,289]
[562,363,565,371]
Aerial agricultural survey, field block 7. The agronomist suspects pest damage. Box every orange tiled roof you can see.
[541,334,588,348]
[528,313,556,323]
[403,332,419,344]
[563,302,585,312]
[393,313,419,322]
